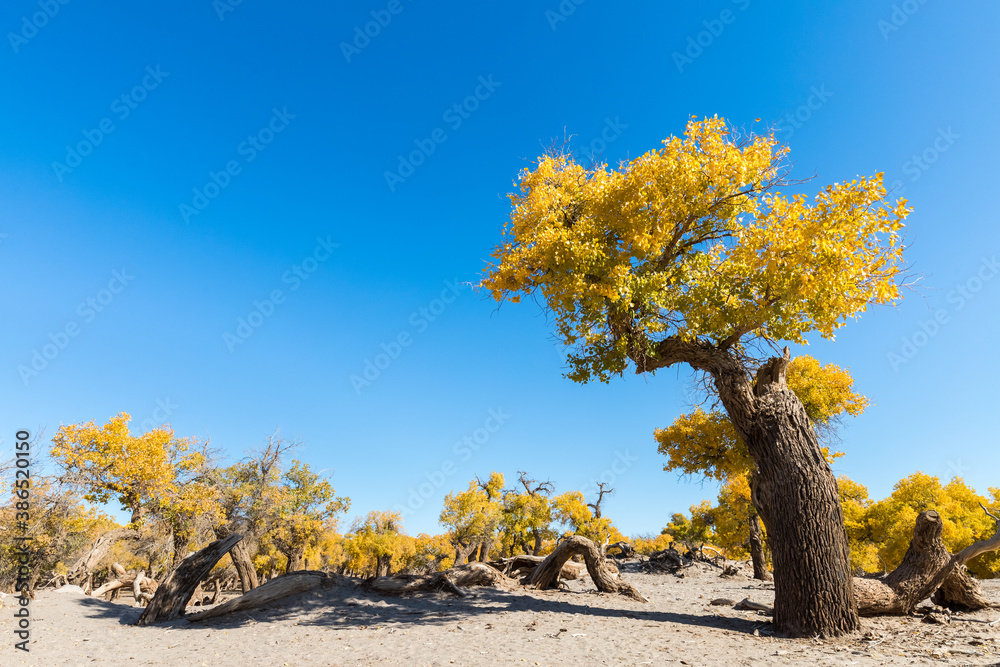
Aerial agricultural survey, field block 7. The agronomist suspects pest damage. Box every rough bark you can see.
[717,350,859,637]
[748,513,772,582]
[227,538,259,593]
[529,535,646,602]
[187,571,332,622]
[66,528,140,586]
[285,546,306,574]
[135,534,242,626]
[932,564,997,611]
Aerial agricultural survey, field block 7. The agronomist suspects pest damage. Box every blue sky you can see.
[1,1,998,536]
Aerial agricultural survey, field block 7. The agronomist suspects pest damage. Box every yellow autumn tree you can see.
[482,116,908,636]
[343,511,409,576]
[552,491,625,545]
[440,474,505,564]
[269,461,350,573]
[51,412,202,525]
[862,473,1000,578]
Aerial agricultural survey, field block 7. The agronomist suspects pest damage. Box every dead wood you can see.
[187,570,333,622]
[854,508,1000,616]
[363,562,516,597]
[135,534,243,626]
[66,528,140,586]
[529,535,646,602]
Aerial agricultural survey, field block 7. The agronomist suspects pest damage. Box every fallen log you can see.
[135,534,243,626]
[188,570,332,622]
[489,555,589,581]
[364,562,516,597]
[529,535,646,602]
[854,508,1000,616]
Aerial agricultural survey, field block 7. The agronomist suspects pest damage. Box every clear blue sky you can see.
[2,1,998,536]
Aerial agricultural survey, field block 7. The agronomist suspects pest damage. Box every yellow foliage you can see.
[482,116,908,383]
[51,412,199,524]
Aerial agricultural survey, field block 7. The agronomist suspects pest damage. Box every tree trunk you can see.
[135,534,242,626]
[715,350,859,637]
[529,535,646,602]
[285,546,305,574]
[363,562,516,597]
[748,512,771,582]
[454,542,478,566]
[227,538,259,593]
[533,531,543,555]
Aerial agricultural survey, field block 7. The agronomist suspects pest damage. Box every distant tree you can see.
[440,474,504,564]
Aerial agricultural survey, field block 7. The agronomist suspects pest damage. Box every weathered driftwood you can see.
[854,508,1000,616]
[489,555,589,581]
[363,562,516,597]
[91,564,157,603]
[529,535,647,602]
[188,571,332,622]
[66,528,140,586]
[606,541,636,559]
[135,534,242,626]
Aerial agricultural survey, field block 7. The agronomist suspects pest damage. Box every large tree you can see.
[481,117,909,637]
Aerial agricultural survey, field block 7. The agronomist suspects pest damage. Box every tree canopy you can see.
[481,116,909,382]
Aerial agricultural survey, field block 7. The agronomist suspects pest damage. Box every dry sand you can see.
[2,562,998,666]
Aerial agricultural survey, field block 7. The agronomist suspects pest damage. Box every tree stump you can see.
[529,535,646,602]
[854,509,1000,616]
[135,534,242,626]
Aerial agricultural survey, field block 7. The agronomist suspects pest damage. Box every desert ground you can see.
[3,561,998,667]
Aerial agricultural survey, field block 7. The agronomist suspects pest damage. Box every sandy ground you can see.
[2,562,998,666]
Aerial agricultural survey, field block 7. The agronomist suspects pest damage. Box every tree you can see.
[663,500,716,549]
[655,354,867,581]
[52,412,199,525]
[552,490,625,546]
[481,116,908,636]
[440,475,504,564]
[343,511,407,576]
[498,472,555,556]
[269,461,350,573]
